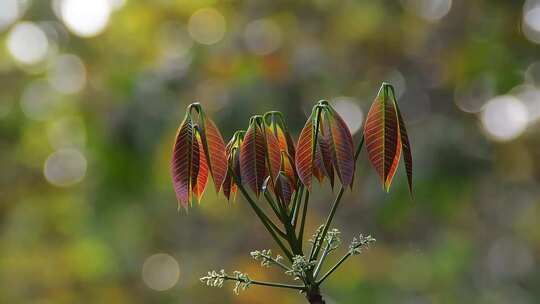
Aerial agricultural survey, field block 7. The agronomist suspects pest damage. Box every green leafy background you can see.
[1,1,540,303]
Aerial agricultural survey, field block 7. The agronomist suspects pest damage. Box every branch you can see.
[225,276,305,291]
[291,186,304,228]
[316,234,375,285]
[251,249,292,272]
[235,181,293,261]
[310,135,364,261]
[313,229,341,278]
[201,270,306,294]
[298,191,310,249]
[316,251,351,285]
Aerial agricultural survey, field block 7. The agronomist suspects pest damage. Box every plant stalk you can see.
[235,181,293,260]
[224,276,305,291]
[316,251,352,285]
[310,135,364,261]
[306,286,326,304]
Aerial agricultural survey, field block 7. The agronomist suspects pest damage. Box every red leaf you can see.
[280,151,297,189]
[364,83,402,191]
[317,119,335,188]
[240,122,267,197]
[275,172,294,206]
[396,101,413,195]
[265,127,281,184]
[202,116,227,192]
[222,138,235,201]
[171,114,194,209]
[312,142,326,184]
[324,108,355,187]
[295,113,315,189]
[266,112,296,159]
[192,126,209,202]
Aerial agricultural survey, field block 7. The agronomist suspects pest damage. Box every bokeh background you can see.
[1,0,540,303]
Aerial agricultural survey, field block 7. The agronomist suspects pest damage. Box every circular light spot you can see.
[454,76,495,113]
[61,0,111,37]
[403,0,452,22]
[384,70,407,98]
[513,85,540,123]
[522,1,540,43]
[481,96,528,142]
[331,97,364,134]
[108,0,126,10]
[0,0,21,31]
[7,22,49,65]
[44,148,87,187]
[159,22,193,59]
[525,5,540,32]
[142,253,180,291]
[188,8,226,45]
[47,116,86,149]
[244,19,282,56]
[525,61,540,85]
[48,54,87,94]
[196,79,230,111]
[20,80,61,120]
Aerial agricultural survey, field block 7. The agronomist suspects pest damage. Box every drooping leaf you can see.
[201,114,227,192]
[265,111,296,159]
[275,172,294,206]
[324,107,355,187]
[280,151,297,188]
[171,113,194,209]
[191,126,209,202]
[396,97,413,195]
[364,83,402,192]
[223,132,244,201]
[264,126,281,184]
[295,110,316,189]
[317,118,335,188]
[312,141,326,184]
[240,121,267,197]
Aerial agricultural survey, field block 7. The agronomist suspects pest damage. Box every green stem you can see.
[308,225,324,261]
[310,135,364,262]
[260,254,292,272]
[298,191,310,249]
[310,189,343,261]
[313,241,332,278]
[224,277,306,291]
[316,252,351,285]
[265,191,303,255]
[236,182,293,261]
[264,191,287,224]
[292,186,304,228]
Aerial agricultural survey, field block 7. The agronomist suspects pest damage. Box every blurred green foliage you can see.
[1,0,540,303]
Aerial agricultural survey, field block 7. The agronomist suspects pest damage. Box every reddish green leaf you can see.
[364,83,402,192]
[240,122,267,197]
[275,172,294,206]
[171,113,194,209]
[295,111,316,189]
[324,107,355,187]
[312,141,326,184]
[201,115,227,192]
[317,118,335,188]
[191,126,209,202]
[396,98,413,195]
[223,132,244,201]
[264,126,281,184]
[280,151,297,189]
[265,111,296,159]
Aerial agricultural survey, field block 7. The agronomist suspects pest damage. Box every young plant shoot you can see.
[171,82,412,303]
